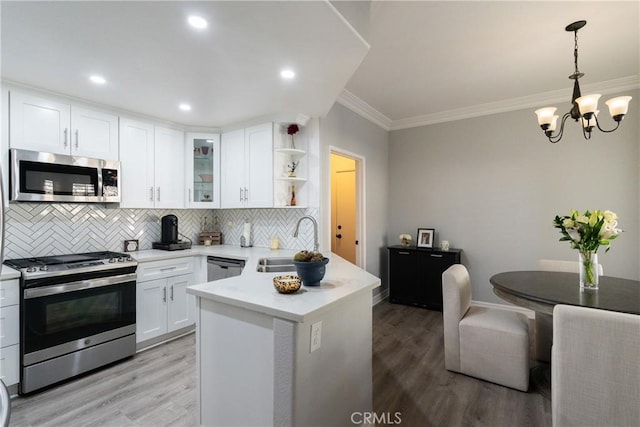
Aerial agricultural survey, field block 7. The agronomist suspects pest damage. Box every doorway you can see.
[330,151,361,265]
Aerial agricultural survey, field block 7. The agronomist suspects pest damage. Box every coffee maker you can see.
[152,214,192,251]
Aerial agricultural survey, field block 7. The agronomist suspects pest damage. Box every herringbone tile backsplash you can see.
[4,204,317,259]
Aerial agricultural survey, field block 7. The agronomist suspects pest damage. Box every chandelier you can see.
[534,20,632,143]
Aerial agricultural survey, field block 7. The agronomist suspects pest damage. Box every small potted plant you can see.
[292,250,329,286]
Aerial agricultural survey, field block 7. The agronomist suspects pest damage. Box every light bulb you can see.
[581,110,598,129]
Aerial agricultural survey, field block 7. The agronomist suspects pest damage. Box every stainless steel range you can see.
[4,251,137,394]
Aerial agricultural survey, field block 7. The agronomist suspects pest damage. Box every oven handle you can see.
[24,273,137,299]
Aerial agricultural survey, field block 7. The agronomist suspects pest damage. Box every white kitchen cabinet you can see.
[185,133,220,208]
[0,278,19,387]
[119,118,185,209]
[220,123,273,208]
[136,258,195,346]
[9,90,119,160]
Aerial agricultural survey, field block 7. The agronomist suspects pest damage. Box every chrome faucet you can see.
[293,215,319,252]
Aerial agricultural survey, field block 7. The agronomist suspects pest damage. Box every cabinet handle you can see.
[160,267,177,272]
[398,251,411,255]
[170,285,174,301]
[75,129,79,149]
[189,188,192,202]
[149,187,154,201]
[239,187,243,202]
[157,187,160,201]
[163,287,167,303]
[244,187,248,201]
[63,128,68,148]
[430,254,444,258]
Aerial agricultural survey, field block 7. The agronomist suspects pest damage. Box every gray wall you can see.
[388,89,639,304]
[320,103,390,289]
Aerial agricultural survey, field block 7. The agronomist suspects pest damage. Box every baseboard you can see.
[372,288,389,306]
[471,300,535,320]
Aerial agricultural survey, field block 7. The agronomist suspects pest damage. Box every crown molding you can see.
[337,75,639,132]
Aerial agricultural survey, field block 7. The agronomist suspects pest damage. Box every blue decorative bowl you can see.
[293,258,330,286]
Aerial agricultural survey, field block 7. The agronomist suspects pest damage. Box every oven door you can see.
[22,273,136,367]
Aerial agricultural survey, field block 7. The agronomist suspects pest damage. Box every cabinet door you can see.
[186,133,220,208]
[389,249,421,304]
[0,344,19,386]
[71,106,119,160]
[136,278,168,342]
[154,127,185,209]
[418,252,459,310]
[167,274,195,332]
[0,305,19,348]
[9,91,70,154]
[119,118,155,208]
[220,129,246,208]
[245,123,273,208]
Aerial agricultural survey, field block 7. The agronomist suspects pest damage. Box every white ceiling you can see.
[2,1,638,131]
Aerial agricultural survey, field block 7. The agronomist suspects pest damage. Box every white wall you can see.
[320,103,389,287]
[388,89,639,304]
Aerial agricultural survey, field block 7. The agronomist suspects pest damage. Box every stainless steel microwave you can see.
[9,149,120,203]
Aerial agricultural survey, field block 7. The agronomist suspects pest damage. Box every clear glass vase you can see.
[579,252,599,290]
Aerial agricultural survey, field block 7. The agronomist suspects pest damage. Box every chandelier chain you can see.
[573,30,580,76]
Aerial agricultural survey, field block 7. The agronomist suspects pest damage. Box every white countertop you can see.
[131,245,380,323]
[1,265,21,281]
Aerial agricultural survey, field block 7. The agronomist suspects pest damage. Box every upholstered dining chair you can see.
[552,305,640,427]
[442,264,530,391]
[537,259,603,275]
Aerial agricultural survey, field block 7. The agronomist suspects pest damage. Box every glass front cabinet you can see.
[185,133,220,208]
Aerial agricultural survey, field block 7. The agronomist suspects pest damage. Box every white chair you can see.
[537,259,603,275]
[442,264,530,391]
[552,305,640,427]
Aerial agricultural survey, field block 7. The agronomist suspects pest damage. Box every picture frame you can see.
[416,228,435,248]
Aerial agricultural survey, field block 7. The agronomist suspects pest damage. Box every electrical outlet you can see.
[310,321,322,353]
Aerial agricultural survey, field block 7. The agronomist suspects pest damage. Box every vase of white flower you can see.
[553,209,622,290]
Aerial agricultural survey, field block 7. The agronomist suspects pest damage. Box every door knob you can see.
[336,234,342,239]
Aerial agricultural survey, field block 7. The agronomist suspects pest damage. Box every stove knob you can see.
[119,257,126,262]
[40,265,49,271]
[26,266,37,273]
[126,256,133,262]
[109,258,117,263]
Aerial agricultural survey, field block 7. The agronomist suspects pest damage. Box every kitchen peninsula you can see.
[186,249,380,426]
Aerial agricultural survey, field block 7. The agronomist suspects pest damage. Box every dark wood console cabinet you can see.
[388,245,462,311]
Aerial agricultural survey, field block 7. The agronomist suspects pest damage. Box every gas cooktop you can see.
[4,251,137,278]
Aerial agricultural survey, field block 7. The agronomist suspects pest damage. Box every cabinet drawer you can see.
[0,305,19,348]
[0,343,19,386]
[137,257,195,282]
[0,279,19,307]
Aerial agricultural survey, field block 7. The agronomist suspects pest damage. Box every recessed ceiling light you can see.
[89,75,106,84]
[179,103,192,111]
[280,69,296,79]
[188,16,208,29]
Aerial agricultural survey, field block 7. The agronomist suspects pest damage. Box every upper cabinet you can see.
[119,118,184,209]
[185,133,220,209]
[220,123,273,208]
[9,91,119,160]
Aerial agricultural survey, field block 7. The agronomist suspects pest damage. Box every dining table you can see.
[490,270,640,398]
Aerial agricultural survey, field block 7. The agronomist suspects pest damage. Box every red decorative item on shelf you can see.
[287,124,299,149]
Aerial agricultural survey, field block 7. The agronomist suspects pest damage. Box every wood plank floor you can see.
[9,301,551,426]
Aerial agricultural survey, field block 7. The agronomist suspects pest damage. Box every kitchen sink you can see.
[256,257,296,273]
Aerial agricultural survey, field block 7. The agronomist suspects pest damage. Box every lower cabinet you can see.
[0,278,20,387]
[388,246,462,311]
[136,258,196,345]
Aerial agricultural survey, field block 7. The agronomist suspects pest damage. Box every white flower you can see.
[562,218,574,228]
[603,210,618,222]
[566,228,581,243]
[399,234,411,241]
[575,215,589,224]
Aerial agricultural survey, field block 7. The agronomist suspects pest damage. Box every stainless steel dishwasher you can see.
[207,256,245,281]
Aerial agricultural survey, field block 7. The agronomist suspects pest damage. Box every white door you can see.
[331,153,358,265]
[245,123,273,208]
[167,274,195,332]
[71,106,119,160]
[154,126,185,209]
[119,118,155,208]
[9,91,70,154]
[220,129,246,208]
[136,279,168,342]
